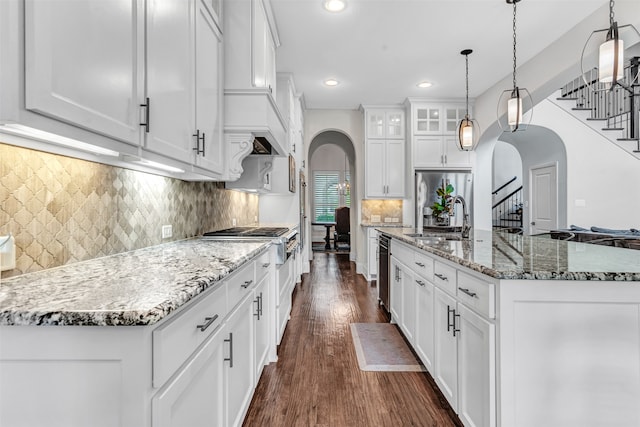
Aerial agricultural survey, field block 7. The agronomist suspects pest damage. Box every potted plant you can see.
[431,182,454,225]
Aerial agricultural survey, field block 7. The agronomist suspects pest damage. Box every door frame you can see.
[528,161,558,235]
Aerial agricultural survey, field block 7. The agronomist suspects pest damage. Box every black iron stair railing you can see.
[492,186,523,232]
[559,57,640,151]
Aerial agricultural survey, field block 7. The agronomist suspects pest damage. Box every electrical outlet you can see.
[161,225,172,239]
[371,215,381,223]
[254,215,258,223]
[232,218,237,226]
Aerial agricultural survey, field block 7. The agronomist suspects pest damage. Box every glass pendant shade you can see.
[457,117,479,151]
[497,87,532,132]
[598,37,624,83]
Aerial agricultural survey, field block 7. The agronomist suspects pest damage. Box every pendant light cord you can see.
[465,53,470,119]
[512,0,518,90]
[609,0,615,27]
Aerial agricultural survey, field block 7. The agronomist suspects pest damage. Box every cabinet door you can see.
[415,277,435,372]
[367,111,386,138]
[457,304,496,427]
[386,110,405,138]
[368,235,378,279]
[145,0,195,163]
[225,294,255,427]
[252,0,275,93]
[24,0,142,145]
[400,265,416,344]
[365,139,386,198]
[443,136,472,169]
[414,136,444,168]
[414,106,441,134]
[434,288,458,411]
[194,1,224,174]
[152,326,225,427]
[389,257,402,323]
[385,139,405,198]
[253,276,270,383]
[444,106,467,134]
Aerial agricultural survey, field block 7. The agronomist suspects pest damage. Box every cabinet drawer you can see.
[153,282,228,388]
[256,250,271,283]
[413,251,434,281]
[228,261,256,309]
[457,271,495,319]
[433,260,457,295]
[390,240,413,264]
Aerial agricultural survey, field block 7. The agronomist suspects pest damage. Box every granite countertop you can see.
[361,222,405,228]
[379,227,640,281]
[0,239,270,326]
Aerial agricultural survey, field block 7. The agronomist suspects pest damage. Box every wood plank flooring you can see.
[243,252,461,427]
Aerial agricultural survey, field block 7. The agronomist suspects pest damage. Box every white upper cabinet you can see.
[144,0,195,164]
[252,0,276,94]
[414,136,471,169]
[23,0,143,146]
[412,103,467,136]
[366,109,405,139]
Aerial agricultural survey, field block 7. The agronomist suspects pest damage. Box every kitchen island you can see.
[379,227,640,427]
[0,238,281,427]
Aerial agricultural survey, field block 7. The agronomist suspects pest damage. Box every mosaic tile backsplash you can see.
[361,199,403,223]
[0,144,258,278]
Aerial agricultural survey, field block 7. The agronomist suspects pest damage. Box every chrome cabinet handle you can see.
[447,305,454,332]
[241,280,253,289]
[140,97,150,132]
[259,292,263,317]
[262,263,270,268]
[224,333,233,367]
[254,297,261,319]
[196,314,219,332]
[453,311,460,337]
[415,262,425,267]
[415,279,426,287]
[192,129,205,155]
[435,273,448,281]
[458,287,478,298]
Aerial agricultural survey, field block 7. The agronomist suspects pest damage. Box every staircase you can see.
[552,57,640,159]
[492,176,523,234]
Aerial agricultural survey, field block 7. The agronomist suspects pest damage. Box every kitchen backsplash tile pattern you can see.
[361,199,403,223]
[0,144,258,278]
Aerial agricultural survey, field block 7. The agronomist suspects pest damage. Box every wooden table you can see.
[312,222,336,250]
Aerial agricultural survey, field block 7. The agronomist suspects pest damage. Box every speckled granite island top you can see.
[0,239,270,326]
[379,227,640,281]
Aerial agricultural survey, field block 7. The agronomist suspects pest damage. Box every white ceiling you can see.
[269,0,609,110]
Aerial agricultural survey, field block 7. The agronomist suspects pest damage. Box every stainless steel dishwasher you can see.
[378,233,390,315]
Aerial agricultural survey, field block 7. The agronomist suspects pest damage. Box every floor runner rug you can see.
[350,323,425,372]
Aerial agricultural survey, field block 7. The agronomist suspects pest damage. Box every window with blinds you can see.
[313,171,350,222]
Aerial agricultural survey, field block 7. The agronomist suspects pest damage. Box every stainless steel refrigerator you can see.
[415,171,473,231]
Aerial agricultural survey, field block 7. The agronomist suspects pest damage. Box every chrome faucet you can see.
[449,195,471,238]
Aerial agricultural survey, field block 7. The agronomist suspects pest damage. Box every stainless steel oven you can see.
[202,226,298,264]
[378,233,390,314]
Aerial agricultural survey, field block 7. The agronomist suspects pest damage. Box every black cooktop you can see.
[203,227,289,237]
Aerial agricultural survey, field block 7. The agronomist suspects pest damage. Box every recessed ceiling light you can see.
[324,78,340,87]
[417,81,433,88]
[324,0,346,12]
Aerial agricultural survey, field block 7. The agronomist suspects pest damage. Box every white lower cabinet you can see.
[399,263,416,343]
[414,274,435,372]
[253,274,270,384]
[434,287,459,410]
[152,324,226,427]
[390,257,402,323]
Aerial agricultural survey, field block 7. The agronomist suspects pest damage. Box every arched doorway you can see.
[308,130,356,258]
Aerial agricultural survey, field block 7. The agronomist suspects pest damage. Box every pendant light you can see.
[337,154,350,195]
[457,49,480,151]
[581,0,640,90]
[497,0,532,132]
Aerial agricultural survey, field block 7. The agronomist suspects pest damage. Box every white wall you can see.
[303,109,364,268]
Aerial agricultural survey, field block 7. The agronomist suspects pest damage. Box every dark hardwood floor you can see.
[243,252,461,427]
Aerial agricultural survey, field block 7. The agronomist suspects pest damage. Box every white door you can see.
[415,278,435,372]
[414,136,443,168]
[457,304,496,427]
[386,139,405,198]
[434,287,458,411]
[530,163,558,234]
[152,325,225,427]
[145,0,195,163]
[365,139,386,198]
[253,276,270,383]
[194,1,224,174]
[24,0,142,145]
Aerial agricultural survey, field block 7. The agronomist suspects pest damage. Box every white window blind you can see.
[313,171,350,222]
